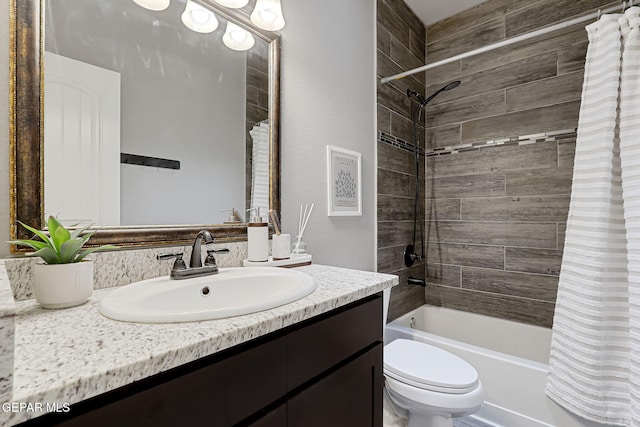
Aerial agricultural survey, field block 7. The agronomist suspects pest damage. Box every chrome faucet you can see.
[157,230,229,280]
[190,230,214,268]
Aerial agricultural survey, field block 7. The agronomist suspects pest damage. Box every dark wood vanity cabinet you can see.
[23,294,383,427]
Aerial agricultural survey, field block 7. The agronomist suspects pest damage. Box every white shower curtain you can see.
[547,8,640,426]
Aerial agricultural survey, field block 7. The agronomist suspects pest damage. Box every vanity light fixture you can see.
[223,22,255,51]
[132,0,170,11]
[250,0,285,31]
[134,0,276,50]
[181,0,219,33]
[214,0,249,8]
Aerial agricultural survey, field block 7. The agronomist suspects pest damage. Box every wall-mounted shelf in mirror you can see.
[10,0,281,250]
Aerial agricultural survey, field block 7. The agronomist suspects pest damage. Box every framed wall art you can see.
[326,145,362,216]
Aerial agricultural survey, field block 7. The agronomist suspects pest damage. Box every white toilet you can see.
[382,290,484,427]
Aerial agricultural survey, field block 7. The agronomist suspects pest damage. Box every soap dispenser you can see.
[221,208,241,224]
[247,208,269,262]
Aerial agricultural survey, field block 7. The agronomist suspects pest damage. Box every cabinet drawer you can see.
[286,295,382,390]
[56,359,228,427]
[54,338,287,427]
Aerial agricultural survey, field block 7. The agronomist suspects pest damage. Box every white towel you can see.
[249,121,270,218]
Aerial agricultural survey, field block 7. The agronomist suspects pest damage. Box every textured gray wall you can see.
[279,0,377,272]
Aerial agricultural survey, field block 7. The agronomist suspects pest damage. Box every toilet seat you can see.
[384,339,479,394]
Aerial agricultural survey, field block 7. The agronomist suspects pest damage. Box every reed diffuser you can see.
[292,203,314,256]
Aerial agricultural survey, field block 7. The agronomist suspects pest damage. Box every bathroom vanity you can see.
[1,264,397,426]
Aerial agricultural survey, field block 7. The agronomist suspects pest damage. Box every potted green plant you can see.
[8,216,117,308]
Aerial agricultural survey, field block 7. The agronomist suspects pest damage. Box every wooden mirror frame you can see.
[9,0,281,251]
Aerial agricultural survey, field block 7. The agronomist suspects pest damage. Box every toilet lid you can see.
[384,339,479,394]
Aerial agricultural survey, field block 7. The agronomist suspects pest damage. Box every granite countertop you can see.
[0,262,16,318]
[6,264,397,425]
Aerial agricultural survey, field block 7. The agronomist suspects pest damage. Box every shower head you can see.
[422,80,462,106]
[407,80,462,107]
[444,80,461,91]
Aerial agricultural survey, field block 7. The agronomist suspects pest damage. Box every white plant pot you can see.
[32,260,94,309]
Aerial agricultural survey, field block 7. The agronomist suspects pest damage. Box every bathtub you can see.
[386,305,604,427]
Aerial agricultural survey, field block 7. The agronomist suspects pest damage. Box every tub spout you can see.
[408,276,426,287]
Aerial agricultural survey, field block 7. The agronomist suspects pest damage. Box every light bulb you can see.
[232,31,246,42]
[132,0,170,11]
[190,8,210,24]
[181,0,218,33]
[250,0,285,31]
[259,10,276,23]
[223,22,255,51]
[214,0,249,8]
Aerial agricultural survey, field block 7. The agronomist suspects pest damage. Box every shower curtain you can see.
[546,8,640,426]
[249,121,270,216]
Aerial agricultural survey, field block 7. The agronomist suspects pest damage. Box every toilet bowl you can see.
[383,338,484,427]
[382,290,484,427]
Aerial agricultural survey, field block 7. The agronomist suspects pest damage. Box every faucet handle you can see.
[204,248,229,266]
[209,248,230,254]
[157,252,183,261]
[157,252,187,272]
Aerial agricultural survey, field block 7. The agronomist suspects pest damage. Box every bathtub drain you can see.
[410,317,416,329]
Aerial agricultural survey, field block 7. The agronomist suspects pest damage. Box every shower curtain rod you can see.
[380,1,634,84]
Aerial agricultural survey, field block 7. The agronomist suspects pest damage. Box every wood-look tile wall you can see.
[424,0,616,328]
[377,0,427,321]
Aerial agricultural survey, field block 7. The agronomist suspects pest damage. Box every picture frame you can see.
[326,145,362,216]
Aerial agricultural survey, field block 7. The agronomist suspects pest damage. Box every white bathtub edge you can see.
[473,401,556,427]
[386,305,606,427]
[386,322,549,373]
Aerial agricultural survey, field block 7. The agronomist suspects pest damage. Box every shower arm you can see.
[404,81,461,269]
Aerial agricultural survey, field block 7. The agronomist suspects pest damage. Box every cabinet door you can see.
[287,295,382,391]
[287,344,383,427]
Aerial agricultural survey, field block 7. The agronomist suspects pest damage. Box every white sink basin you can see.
[99,267,316,323]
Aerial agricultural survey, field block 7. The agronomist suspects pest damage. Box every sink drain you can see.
[201,286,211,296]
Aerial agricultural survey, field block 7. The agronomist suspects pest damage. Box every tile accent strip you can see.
[378,129,577,158]
[378,131,425,156]
[425,129,578,157]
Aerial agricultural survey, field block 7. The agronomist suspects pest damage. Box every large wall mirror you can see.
[10,0,280,250]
